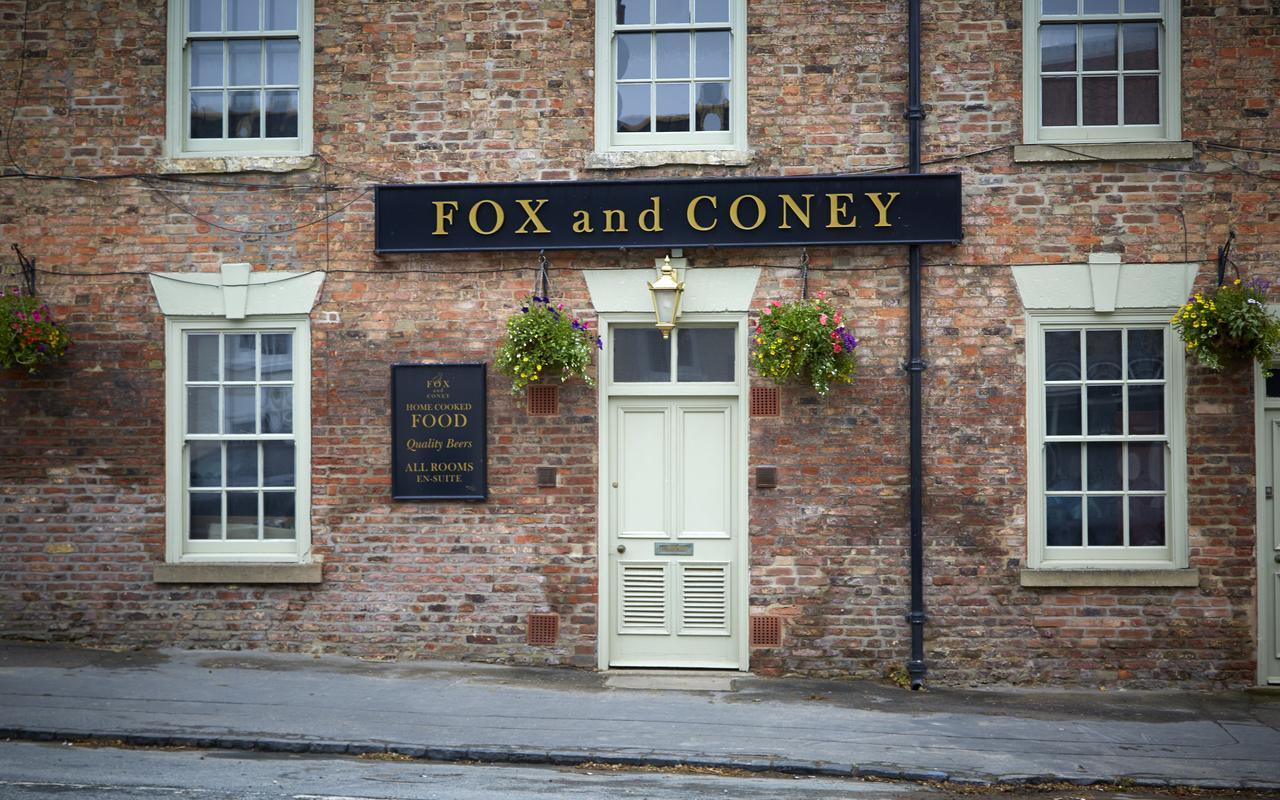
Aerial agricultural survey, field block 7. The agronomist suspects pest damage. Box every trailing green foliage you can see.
[752,293,858,396]
[495,296,601,393]
[0,289,70,374]
[1171,278,1280,375]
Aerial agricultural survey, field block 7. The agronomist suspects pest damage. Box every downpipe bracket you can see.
[901,358,929,373]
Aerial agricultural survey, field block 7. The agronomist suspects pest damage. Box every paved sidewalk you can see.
[1,642,1278,790]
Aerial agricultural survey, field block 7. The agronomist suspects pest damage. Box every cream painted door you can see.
[1265,415,1280,683]
[608,397,740,668]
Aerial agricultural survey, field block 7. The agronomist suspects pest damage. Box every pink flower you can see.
[770,300,782,308]
[833,343,842,353]
[819,314,828,326]
[833,312,842,325]
[762,307,772,316]
[816,291,826,299]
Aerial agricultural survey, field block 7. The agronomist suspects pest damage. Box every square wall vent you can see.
[527,613,559,645]
[528,385,559,415]
[750,386,780,417]
[750,615,782,648]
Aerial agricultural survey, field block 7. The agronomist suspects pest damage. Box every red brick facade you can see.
[0,0,1276,686]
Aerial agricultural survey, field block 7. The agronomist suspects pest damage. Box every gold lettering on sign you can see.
[687,195,717,231]
[571,209,594,233]
[826,193,857,229]
[729,194,766,231]
[638,196,663,233]
[778,193,813,230]
[603,209,628,233]
[514,199,550,234]
[864,192,899,228]
[432,201,459,235]
[468,199,505,235]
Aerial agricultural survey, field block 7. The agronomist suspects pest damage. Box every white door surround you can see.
[1255,364,1280,685]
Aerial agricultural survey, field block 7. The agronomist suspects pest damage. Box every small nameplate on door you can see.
[655,543,694,556]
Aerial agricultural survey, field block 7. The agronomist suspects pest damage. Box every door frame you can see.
[596,312,751,671]
[1255,361,1278,684]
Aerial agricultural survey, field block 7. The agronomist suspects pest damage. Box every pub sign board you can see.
[391,363,487,501]
[375,173,962,253]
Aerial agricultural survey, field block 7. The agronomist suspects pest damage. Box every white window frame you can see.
[164,316,312,563]
[166,0,314,158]
[1022,0,1180,145]
[1025,311,1187,569]
[594,0,748,154]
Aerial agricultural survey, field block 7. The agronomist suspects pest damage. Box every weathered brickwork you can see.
[0,0,1276,686]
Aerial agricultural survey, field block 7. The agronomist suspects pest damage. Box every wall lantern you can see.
[648,254,685,339]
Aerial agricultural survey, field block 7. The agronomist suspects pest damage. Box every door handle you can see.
[617,544,626,553]
[1274,553,1280,563]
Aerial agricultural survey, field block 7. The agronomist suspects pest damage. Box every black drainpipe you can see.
[904,0,928,690]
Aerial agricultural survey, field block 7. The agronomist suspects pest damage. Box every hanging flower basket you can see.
[752,292,858,396]
[0,288,70,374]
[1171,278,1280,375]
[495,295,601,393]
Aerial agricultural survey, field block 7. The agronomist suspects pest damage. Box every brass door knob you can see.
[617,544,626,553]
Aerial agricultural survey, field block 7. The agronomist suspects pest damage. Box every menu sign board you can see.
[391,363,487,501]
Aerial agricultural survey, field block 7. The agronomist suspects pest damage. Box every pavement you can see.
[1,641,1279,791]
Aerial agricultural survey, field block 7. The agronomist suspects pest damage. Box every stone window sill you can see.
[153,558,323,585]
[158,155,317,175]
[1012,141,1194,164]
[586,149,755,170]
[1019,567,1199,588]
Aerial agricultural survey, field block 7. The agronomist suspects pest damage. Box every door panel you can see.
[609,397,740,668]
[1269,419,1280,679]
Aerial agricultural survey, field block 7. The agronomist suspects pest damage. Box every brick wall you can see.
[0,0,1275,686]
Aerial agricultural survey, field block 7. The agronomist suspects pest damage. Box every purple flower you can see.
[595,336,603,350]
[520,306,529,313]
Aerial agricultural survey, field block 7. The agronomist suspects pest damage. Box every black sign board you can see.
[375,173,962,253]
[391,363,487,501]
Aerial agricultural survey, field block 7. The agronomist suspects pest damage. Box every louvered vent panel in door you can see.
[619,563,669,633]
[680,563,730,635]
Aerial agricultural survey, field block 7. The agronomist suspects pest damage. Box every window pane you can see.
[266,40,299,85]
[1041,26,1077,73]
[1045,330,1081,380]
[1086,385,1122,435]
[229,0,261,31]
[263,492,296,539]
[225,492,259,539]
[225,386,256,434]
[1043,0,1076,13]
[190,92,224,138]
[225,333,256,381]
[1046,497,1082,546]
[1087,496,1123,545]
[190,41,224,87]
[263,441,295,487]
[617,0,649,24]
[262,386,293,434]
[614,328,671,382]
[1041,77,1076,126]
[189,441,222,487]
[265,90,298,137]
[188,334,219,381]
[655,83,690,131]
[190,0,221,32]
[656,33,690,78]
[677,328,735,382]
[226,441,259,487]
[617,84,651,132]
[188,387,219,434]
[1124,0,1159,12]
[1123,22,1159,69]
[696,82,729,131]
[656,0,689,23]
[229,90,262,137]
[1085,329,1121,379]
[1045,442,1081,491]
[1128,442,1164,490]
[1082,24,1117,70]
[1129,496,1165,546]
[1086,442,1123,490]
[1082,76,1118,124]
[1045,385,1082,435]
[1083,0,1117,12]
[1127,329,1163,379]
[617,33,651,79]
[1266,372,1280,398]
[1128,384,1164,434]
[265,0,297,30]
[1124,76,1159,124]
[260,333,293,380]
[229,41,262,85]
[188,492,221,540]
[695,31,731,77]
[695,0,729,22]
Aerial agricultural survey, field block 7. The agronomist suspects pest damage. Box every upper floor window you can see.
[595,0,747,153]
[167,0,314,157]
[1022,0,1180,144]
